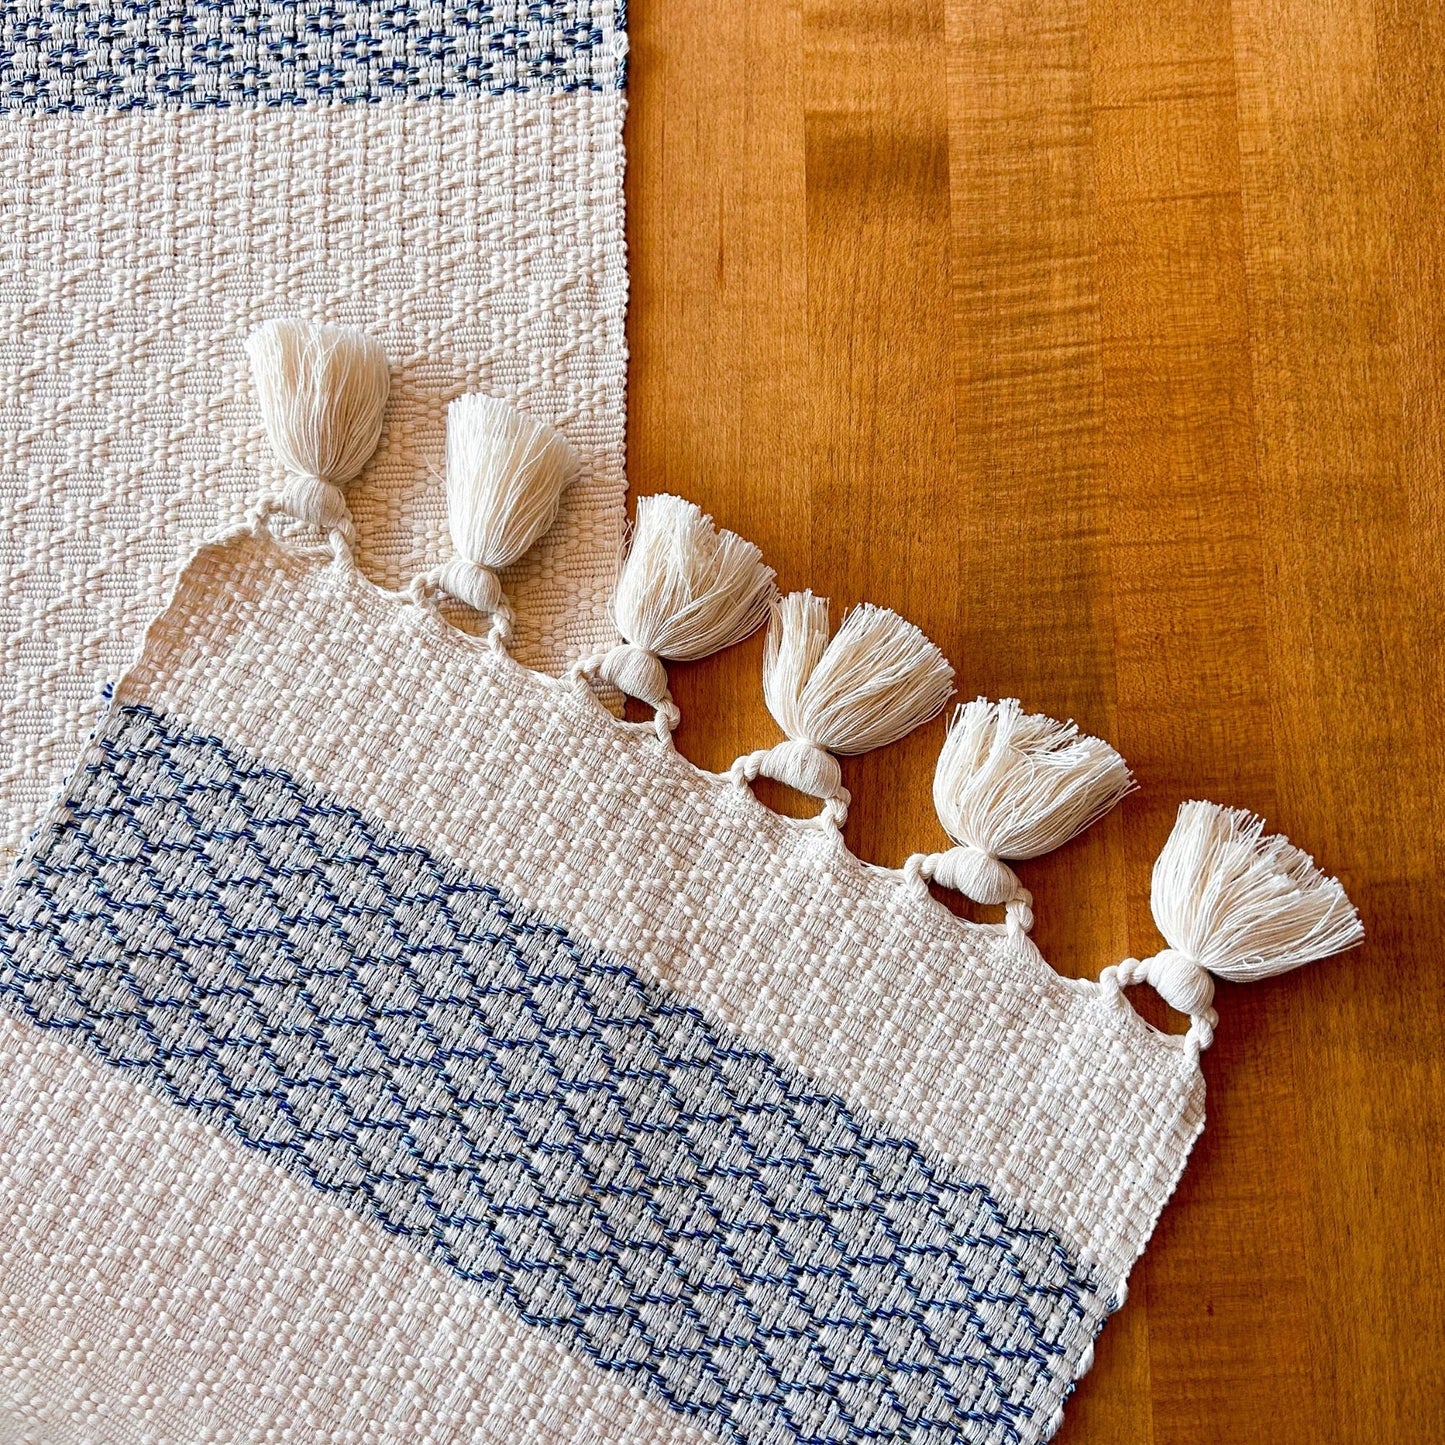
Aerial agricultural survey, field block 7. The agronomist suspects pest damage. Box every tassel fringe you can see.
[763,593,954,756]
[230,348,1365,1048]
[443,394,579,624]
[918,699,1133,917]
[614,495,776,663]
[1107,801,1364,1048]
[1151,801,1363,982]
[737,592,952,825]
[932,699,1134,863]
[245,319,390,533]
[761,592,833,747]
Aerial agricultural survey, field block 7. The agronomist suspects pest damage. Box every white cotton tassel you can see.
[762,591,834,747]
[915,699,1134,923]
[766,594,955,754]
[1109,801,1364,1048]
[440,394,580,633]
[733,591,954,824]
[588,494,777,723]
[245,319,390,536]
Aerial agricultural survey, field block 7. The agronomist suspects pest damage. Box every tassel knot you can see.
[438,558,505,619]
[596,644,670,710]
[731,740,850,828]
[922,845,1023,909]
[750,739,845,802]
[1128,949,1216,1018]
[277,474,352,534]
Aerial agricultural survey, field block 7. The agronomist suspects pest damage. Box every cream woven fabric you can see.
[0,521,1210,1444]
[0,91,627,864]
[127,536,1206,1288]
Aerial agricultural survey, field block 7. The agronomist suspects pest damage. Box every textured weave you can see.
[0,91,628,864]
[0,0,624,110]
[124,534,1207,1286]
[0,524,1211,1441]
[1,706,1104,1444]
[0,1017,711,1445]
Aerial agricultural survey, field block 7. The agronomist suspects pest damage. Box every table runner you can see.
[0,326,1363,1441]
[0,0,630,862]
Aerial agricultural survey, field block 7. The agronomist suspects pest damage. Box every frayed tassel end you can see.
[245,319,390,532]
[444,394,579,621]
[934,698,1133,857]
[925,697,1134,896]
[614,495,776,662]
[1152,801,1364,983]
[762,591,834,745]
[764,594,953,757]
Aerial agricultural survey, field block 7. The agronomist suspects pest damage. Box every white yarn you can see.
[1151,801,1364,982]
[443,393,580,619]
[589,495,777,726]
[921,699,1134,907]
[613,495,776,662]
[1108,801,1364,1038]
[761,592,832,746]
[738,592,952,823]
[1126,950,1220,1020]
[244,319,390,532]
[762,592,954,756]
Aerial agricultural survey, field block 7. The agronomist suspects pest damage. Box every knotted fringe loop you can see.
[441,394,580,639]
[910,699,1133,933]
[1103,801,1364,1051]
[732,592,954,826]
[580,495,777,733]
[245,319,390,539]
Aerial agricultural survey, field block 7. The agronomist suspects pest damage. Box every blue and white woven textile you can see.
[0,331,1362,1442]
[0,0,630,863]
[4,704,1100,1442]
[1,0,623,109]
[0,534,1111,1443]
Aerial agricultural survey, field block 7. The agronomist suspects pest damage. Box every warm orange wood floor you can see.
[623,1,1443,1440]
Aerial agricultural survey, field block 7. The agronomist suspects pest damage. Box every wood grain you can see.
[625,0,1445,1440]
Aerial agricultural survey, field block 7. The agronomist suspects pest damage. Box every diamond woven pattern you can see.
[0,0,625,111]
[0,92,628,864]
[0,703,1101,1445]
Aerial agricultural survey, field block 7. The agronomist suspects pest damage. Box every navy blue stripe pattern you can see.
[1,0,624,113]
[0,705,1099,1444]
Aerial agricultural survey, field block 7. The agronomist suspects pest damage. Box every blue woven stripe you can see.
[1,0,624,113]
[0,704,1099,1444]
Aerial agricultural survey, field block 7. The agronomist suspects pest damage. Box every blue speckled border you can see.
[1,0,626,113]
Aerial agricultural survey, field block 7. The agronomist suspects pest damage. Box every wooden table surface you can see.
[623,1,1443,1440]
